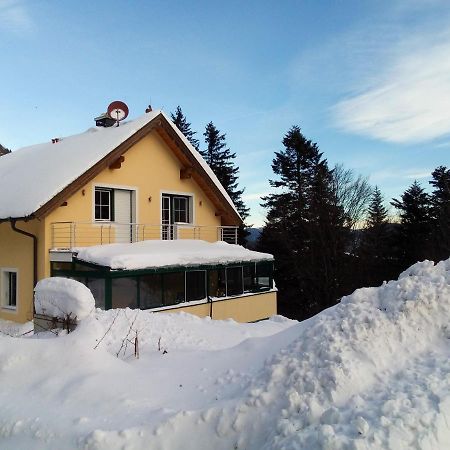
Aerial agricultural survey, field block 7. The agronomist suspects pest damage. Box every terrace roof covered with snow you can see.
[0,110,240,224]
[74,240,273,271]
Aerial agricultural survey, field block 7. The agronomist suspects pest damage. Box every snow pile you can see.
[75,239,273,270]
[146,258,449,450]
[0,259,449,449]
[34,277,95,319]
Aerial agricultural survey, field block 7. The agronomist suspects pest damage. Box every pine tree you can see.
[391,181,431,267]
[429,166,450,261]
[170,106,199,150]
[359,187,393,285]
[260,126,347,319]
[366,187,387,229]
[201,122,249,221]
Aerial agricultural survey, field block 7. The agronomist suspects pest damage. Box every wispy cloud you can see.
[371,168,431,182]
[0,0,33,33]
[332,27,450,144]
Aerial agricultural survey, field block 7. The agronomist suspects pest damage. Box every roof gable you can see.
[0,111,241,224]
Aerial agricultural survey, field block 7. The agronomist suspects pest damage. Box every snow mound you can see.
[34,277,95,319]
[117,258,449,450]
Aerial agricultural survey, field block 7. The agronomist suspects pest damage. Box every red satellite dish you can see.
[107,101,129,124]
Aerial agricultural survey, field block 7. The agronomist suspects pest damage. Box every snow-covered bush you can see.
[34,277,95,320]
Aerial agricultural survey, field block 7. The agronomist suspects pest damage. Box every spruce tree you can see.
[359,187,393,285]
[170,106,200,150]
[260,126,346,319]
[391,181,431,267]
[201,122,249,222]
[429,166,450,261]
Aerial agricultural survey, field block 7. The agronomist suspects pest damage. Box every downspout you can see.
[208,295,213,319]
[10,220,38,313]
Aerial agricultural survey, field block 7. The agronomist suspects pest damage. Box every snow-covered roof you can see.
[74,240,273,271]
[0,110,239,220]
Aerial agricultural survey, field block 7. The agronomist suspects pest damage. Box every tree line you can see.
[171,109,450,321]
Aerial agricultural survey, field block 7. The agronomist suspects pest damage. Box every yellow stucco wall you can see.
[0,220,44,323]
[157,291,277,323]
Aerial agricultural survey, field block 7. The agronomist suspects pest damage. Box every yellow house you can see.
[0,109,276,324]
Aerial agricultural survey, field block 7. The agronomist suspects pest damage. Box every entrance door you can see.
[114,189,134,243]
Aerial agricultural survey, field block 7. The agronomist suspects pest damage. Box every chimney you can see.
[94,112,116,128]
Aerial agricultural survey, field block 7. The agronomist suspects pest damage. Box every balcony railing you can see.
[51,222,239,249]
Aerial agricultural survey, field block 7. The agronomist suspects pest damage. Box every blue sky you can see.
[1,0,449,226]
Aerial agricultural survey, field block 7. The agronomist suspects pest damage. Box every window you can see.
[140,274,163,309]
[186,271,206,301]
[243,265,255,293]
[208,269,226,298]
[1,269,17,309]
[86,278,105,309]
[95,188,113,221]
[226,267,244,296]
[255,262,273,291]
[173,196,189,223]
[163,272,185,305]
[112,277,138,309]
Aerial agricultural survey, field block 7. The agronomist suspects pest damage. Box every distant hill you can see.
[245,227,262,249]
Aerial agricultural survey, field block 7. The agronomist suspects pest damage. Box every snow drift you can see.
[0,259,449,449]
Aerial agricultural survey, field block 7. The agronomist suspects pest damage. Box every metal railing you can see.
[51,222,238,249]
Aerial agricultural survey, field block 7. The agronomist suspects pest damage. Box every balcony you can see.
[51,222,239,249]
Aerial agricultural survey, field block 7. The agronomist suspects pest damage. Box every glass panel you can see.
[243,265,255,293]
[163,272,185,305]
[256,262,273,291]
[85,278,105,309]
[8,272,17,307]
[186,271,206,302]
[95,189,111,221]
[208,269,226,298]
[101,191,109,204]
[112,277,138,309]
[173,197,188,223]
[226,267,243,296]
[140,274,163,309]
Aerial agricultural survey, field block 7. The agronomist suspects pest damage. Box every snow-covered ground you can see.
[0,259,449,449]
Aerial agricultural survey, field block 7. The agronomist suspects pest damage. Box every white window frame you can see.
[1,268,18,311]
[94,188,113,222]
[159,190,195,225]
[92,183,139,224]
